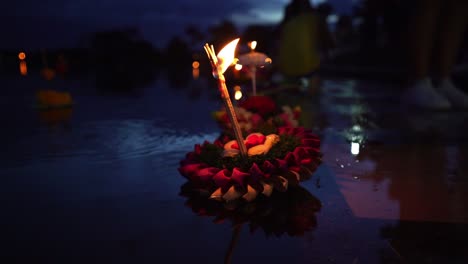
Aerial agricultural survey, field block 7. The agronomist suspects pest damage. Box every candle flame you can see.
[249,41,257,50]
[234,90,242,100]
[217,38,239,74]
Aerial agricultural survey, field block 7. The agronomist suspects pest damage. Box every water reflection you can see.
[38,108,73,128]
[180,183,321,263]
[3,66,468,262]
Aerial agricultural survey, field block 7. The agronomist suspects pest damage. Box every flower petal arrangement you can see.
[213,96,302,135]
[178,127,321,202]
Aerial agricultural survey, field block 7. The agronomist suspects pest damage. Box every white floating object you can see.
[247,134,280,156]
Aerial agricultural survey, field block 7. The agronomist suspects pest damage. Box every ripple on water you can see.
[1,119,219,168]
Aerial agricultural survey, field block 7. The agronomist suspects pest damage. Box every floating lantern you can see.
[237,41,272,95]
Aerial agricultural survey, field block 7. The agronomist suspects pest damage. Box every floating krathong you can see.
[179,38,321,203]
[179,127,321,202]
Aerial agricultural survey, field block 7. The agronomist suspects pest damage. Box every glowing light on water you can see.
[351,142,360,155]
[192,68,199,79]
[192,61,200,79]
[19,61,27,75]
[18,52,26,60]
[234,85,242,100]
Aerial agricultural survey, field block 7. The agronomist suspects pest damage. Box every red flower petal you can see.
[231,168,250,186]
[179,163,205,178]
[195,167,220,182]
[213,169,231,188]
[245,134,266,149]
[249,163,266,180]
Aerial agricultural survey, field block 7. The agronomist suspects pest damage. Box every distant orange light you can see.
[19,61,28,75]
[18,52,26,60]
[192,61,200,69]
[192,68,200,80]
[234,64,243,71]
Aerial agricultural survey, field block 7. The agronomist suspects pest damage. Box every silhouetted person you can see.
[276,0,333,92]
[402,0,468,109]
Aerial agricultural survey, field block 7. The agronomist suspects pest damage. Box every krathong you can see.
[179,127,321,202]
[179,38,322,203]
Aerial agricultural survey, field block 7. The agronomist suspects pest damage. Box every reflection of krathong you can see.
[179,38,322,203]
[36,90,74,109]
[180,183,321,237]
[181,183,321,263]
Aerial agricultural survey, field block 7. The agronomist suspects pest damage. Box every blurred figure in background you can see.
[276,0,334,93]
[55,54,69,79]
[403,0,468,109]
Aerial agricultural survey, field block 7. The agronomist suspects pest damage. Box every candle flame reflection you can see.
[351,142,360,155]
[19,61,27,75]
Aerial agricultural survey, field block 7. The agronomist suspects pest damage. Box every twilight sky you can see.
[1,0,355,49]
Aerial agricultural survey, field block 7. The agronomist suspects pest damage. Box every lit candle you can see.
[204,39,248,157]
[249,41,257,96]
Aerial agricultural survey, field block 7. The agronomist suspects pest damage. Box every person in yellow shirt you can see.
[276,0,333,93]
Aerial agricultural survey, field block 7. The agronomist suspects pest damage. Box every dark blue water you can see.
[2,72,467,263]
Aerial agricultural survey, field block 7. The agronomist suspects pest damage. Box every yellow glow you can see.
[234,64,243,71]
[249,41,257,50]
[18,52,26,60]
[265,57,272,64]
[217,38,240,74]
[351,142,360,155]
[192,61,200,69]
[234,90,242,100]
[19,61,27,75]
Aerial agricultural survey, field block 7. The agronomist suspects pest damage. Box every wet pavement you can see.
[1,72,468,263]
